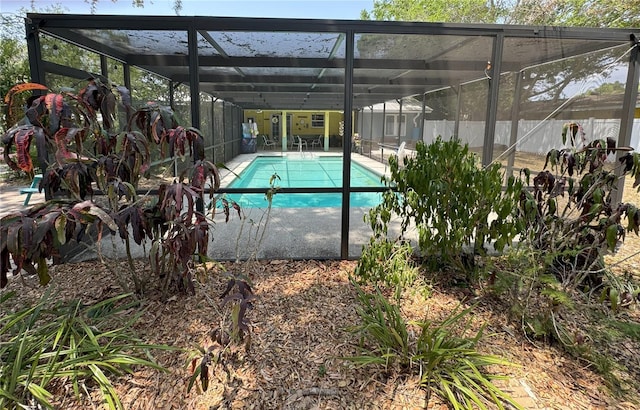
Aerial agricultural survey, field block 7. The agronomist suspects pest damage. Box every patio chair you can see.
[291,135,307,150]
[396,141,406,161]
[385,141,407,172]
[310,135,323,150]
[19,174,43,206]
[262,134,276,150]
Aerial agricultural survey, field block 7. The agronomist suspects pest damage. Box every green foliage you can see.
[362,0,640,28]
[609,320,640,342]
[506,0,640,28]
[361,0,509,23]
[0,38,29,132]
[0,290,173,410]
[345,283,523,410]
[353,238,418,300]
[485,240,640,396]
[486,249,576,343]
[367,138,521,271]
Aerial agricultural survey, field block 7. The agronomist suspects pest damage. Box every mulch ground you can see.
[3,258,639,409]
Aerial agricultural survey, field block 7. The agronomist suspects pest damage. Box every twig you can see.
[81,382,99,410]
[292,387,341,397]
[285,387,341,405]
[607,248,640,269]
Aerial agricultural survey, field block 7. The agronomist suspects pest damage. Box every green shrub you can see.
[367,138,521,272]
[354,238,418,299]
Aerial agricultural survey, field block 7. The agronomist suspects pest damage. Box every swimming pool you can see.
[224,156,385,208]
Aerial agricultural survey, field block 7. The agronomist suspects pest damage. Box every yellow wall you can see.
[243,110,344,137]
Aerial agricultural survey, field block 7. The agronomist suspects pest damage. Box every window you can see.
[384,114,406,137]
[311,114,325,128]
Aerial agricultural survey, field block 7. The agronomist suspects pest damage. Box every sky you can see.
[0,0,374,20]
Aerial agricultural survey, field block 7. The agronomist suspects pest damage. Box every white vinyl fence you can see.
[422,118,640,155]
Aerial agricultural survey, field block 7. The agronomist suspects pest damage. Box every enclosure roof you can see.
[27,13,636,111]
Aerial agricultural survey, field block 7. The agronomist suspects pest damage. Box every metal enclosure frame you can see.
[24,14,640,259]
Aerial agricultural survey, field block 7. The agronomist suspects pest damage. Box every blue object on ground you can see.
[19,174,42,206]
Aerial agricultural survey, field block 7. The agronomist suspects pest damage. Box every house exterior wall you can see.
[244,110,343,139]
[358,110,424,146]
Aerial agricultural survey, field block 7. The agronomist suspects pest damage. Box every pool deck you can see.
[0,179,46,219]
[1,151,409,264]
[63,151,404,262]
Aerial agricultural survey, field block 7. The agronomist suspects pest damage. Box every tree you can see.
[587,81,626,96]
[362,0,640,27]
[360,0,638,118]
[46,0,182,15]
[0,37,29,133]
[507,0,640,28]
[0,12,32,133]
[360,0,510,23]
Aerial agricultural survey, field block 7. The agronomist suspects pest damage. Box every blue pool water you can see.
[224,156,385,208]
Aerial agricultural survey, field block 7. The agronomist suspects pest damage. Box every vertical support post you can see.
[187,25,204,212]
[341,29,355,259]
[222,102,227,161]
[25,18,45,85]
[25,17,49,192]
[324,110,330,151]
[482,33,504,167]
[120,63,132,130]
[282,111,288,150]
[169,81,175,109]
[506,70,523,178]
[396,99,403,144]
[169,81,177,177]
[420,93,427,143]
[369,105,374,157]
[123,64,131,93]
[613,35,640,204]
[188,27,201,129]
[454,84,462,140]
[211,97,217,162]
[100,54,109,79]
[381,102,386,160]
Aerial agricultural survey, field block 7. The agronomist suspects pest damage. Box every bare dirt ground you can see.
[2,151,640,409]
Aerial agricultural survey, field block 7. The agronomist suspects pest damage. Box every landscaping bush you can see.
[0,80,235,296]
[514,123,640,292]
[365,137,521,276]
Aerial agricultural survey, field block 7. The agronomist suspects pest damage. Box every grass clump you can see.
[0,290,174,410]
[345,283,523,410]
